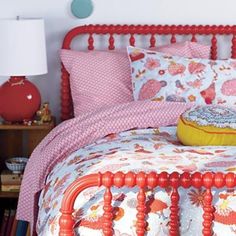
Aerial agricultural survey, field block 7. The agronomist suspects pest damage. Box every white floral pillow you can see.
[127,46,236,106]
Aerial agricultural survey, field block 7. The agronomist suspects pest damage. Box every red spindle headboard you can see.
[61,24,236,121]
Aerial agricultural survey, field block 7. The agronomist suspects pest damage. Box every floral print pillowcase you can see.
[127,46,236,106]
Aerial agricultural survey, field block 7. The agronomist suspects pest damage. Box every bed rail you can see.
[59,171,236,236]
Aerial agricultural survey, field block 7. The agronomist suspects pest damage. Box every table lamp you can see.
[0,17,47,122]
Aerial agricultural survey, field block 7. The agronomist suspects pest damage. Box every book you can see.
[26,224,30,236]
[1,184,21,192]
[10,214,17,236]
[5,209,16,236]
[1,170,23,185]
[0,209,10,236]
[15,220,28,236]
[0,208,4,230]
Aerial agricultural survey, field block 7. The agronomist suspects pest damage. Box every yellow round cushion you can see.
[177,105,236,146]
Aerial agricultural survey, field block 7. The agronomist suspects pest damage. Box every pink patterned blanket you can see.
[16,101,192,230]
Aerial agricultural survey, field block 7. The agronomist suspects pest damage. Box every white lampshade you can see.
[0,18,47,76]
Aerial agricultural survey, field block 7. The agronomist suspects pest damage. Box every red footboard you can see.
[59,171,235,236]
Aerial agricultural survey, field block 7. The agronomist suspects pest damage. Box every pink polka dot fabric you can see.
[61,49,133,116]
[60,42,210,116]
[155,41,210,59]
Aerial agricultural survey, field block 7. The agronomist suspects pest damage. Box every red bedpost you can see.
[61,64,72,121]
[202,172,214,236]
[211,35,217,60]
[103,188,113,236]
[169,172,180,236]
[202,189,213,236]
[59,174,102,236]
[136,188,146,236]
[136,172,147,236]
[102,172,114,236]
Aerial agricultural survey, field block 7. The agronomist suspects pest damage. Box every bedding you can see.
[127,46,236,106]
[37,127,236,236]
[153,41,210,59]
[16,101,192,232]
[177,105,236,146]
[60,41,210,116]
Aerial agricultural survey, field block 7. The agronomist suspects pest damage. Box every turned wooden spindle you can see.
[169,188,180,236]
[211,35,217,60]
[150,34,156,47]
[61,64,72,121]
[191,34,197,42]
[202,172,214,236]
[136,172,147,236]
[231,35,236,58]
[59,211,75,236]
[202,188,214,236]
[169,172,180,236]
[129,34,135,46]
[108,34,115,50]
[88,33,94,50]
[171,34,176,44]
[136,188,146,236]
[103,187,113,236]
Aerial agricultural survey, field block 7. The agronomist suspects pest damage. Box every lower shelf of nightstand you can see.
[0,191,19,198]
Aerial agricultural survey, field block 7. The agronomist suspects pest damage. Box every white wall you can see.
[1,0,236,121]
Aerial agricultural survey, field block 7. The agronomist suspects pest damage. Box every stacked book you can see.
[0,170,23,192]
[0,208,17,236]
[0,209,30,236]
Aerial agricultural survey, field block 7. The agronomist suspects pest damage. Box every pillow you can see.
[61,41,210,115]
[127,46,236,106]
[61,49,133,116]
[154,41,210,59]
[177,105,236,146]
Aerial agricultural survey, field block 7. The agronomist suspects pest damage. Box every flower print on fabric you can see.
[144,57,160,70]
[188,188,206,207]
[127,46,236,106]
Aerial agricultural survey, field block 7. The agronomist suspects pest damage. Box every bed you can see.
[16,24,236,236]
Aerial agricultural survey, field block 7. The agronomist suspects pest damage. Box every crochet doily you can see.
[183,105,236,129]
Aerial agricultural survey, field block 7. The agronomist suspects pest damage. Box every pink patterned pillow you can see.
[61,49,132,116]
[155,41,210,59]
[61,41,210,115]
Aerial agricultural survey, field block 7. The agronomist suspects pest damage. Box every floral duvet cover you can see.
[37,127,236,236]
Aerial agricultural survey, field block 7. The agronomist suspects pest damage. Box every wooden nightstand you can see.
[0,118,55,198]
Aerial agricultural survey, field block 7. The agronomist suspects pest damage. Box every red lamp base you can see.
[0,76,41,122]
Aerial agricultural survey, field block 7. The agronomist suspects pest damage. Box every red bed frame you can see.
[59,24,236,236]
